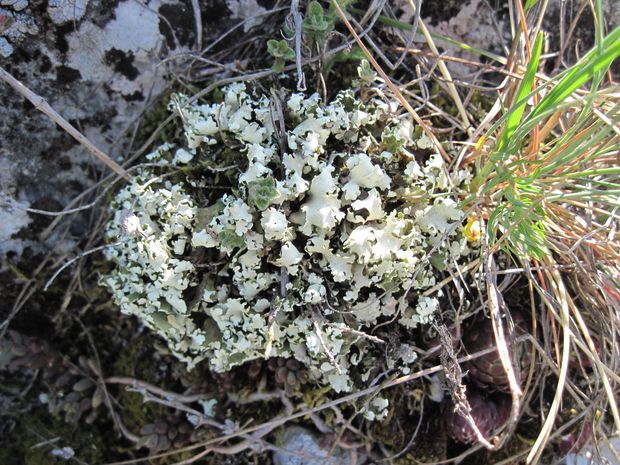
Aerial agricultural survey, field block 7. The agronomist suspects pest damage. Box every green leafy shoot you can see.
[470,33,543,192]
[303,1,334,46]
[524,0,540,13]
[529,27,620,121]
[356,59,376,86]
[267,39,295,72]
[496,33,543,154]
[247,177,279,211]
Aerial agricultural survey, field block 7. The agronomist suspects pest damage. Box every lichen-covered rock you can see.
[0,2,38,57]
[0,0,196,262]
[102,83,475,392]
[273,426,355,465]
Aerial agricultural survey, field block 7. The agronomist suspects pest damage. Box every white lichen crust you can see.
[102,84,473,392]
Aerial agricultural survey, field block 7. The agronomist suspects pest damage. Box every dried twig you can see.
[74,317,140,444]
[393,0,422,68]
[436,323,495,449]
[102,344,512,465]
[190,0,202,51]
[406,0,471,131]
[339,326,385,344]
[484,252,523,449]
[43,243,121,291]
[526,264,573,465]
[105,376,209,404]
[311,311,342,375]
[290,0,306,91]
[264,298,282,358]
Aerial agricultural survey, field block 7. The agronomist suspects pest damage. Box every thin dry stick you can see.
[43,243,121,291]
[103,343,511,465]
[0,67,130,180]
[437,322,495,449]
[406,0,471,131]
[105,376,211,404]
[74,317,140,444]
[290,0,306,91]
[567,295,620,431]
[485,253,522,449]
[126,387,223,430]
[330,0,450,162]
[311,311,342,375]
[526,265,573,465]
[190,0,202,51]
[339,326,385,344]
[393,0,421,68]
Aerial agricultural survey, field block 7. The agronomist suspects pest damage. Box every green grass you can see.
[470,24,620,261]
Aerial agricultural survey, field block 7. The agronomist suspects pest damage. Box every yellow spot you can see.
[464,215,483,242]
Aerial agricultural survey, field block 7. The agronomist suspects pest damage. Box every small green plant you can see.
[267,39,295,72]
[302,1,333,47]
[267,1,367,84]
[355,59,376,87]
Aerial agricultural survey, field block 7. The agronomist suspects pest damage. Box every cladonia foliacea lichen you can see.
[102,83,475,393]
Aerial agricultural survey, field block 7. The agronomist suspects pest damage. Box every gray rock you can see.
[273,426,356,465]
[565,436,620,465]
[0,0,188,258]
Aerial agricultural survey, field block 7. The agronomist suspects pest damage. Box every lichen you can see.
[102,83,474,393]
[0,3,38,57]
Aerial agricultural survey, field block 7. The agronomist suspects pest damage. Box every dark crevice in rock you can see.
[122,90,145,102]
[38,54,52,73]
[419,0,464,22]
[256,0,277,8]
[90,0,121,28]
[203,0,228,24]
[54,22,75,54]
[56,65,82,84]
[104,48,139,81]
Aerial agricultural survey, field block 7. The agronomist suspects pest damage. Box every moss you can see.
[0,407,105,465]
[111,337,168,432]
[134,88,186,150]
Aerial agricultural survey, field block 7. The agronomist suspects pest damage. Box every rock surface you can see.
[273,426,357,465]
[0,0,197,258]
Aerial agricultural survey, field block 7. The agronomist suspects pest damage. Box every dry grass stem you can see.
[330,0,450,162]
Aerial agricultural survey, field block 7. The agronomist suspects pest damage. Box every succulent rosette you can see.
[461,311,531,392]
[102,83,474,392]
[444,388,511,444]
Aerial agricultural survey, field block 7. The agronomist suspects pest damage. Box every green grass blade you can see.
[524,0,540,13]
[495,33,543,154]
[530,26,620,120]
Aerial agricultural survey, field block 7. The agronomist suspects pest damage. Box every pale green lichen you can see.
[102,83,473,393]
